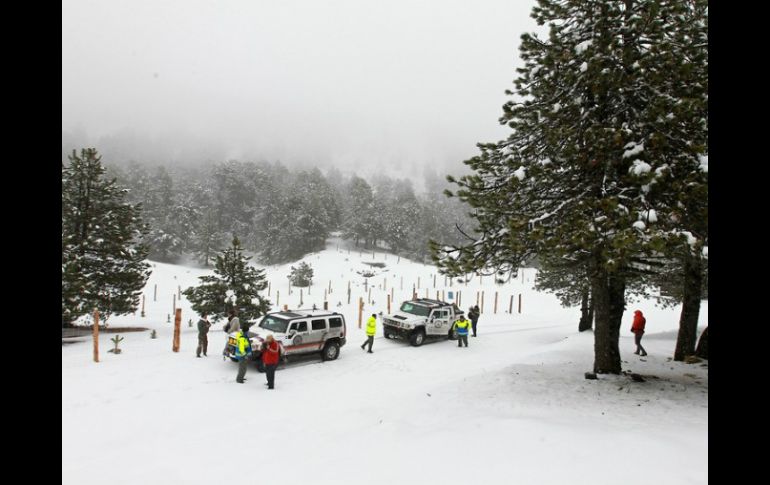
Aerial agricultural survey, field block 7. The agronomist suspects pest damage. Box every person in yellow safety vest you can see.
[235,327,252,384]
[453,317,471,348]
[361,313,377,354]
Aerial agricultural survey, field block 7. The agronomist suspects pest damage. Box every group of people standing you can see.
[197,304,650,387]
[197,310,285,389]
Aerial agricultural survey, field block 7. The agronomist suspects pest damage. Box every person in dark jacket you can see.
[631,310,647,356]
[261,334,283,390]
[468,305,480,337]
[196,313,211,357]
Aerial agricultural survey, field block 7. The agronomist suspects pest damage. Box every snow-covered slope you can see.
[62,237,708,485]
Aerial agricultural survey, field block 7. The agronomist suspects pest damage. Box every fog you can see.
[62,0,540,175]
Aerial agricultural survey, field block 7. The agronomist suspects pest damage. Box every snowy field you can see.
[62,238,708,485]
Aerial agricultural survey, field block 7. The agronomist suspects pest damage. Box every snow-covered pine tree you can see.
[183,236,270,323]
[62,148,151,327]
[432,0,708,374]
[288,262,314,287]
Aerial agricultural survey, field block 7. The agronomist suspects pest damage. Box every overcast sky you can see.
[62,0,540,174]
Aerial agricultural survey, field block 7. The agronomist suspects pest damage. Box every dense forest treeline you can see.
[102,159,475,266]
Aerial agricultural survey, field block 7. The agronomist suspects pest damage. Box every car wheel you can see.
[322,341,340,361]
[384,329,392,339]
[410,329,426,347]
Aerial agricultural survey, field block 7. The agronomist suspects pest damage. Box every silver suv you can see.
[382,298,464,346]
[225,309,347,362]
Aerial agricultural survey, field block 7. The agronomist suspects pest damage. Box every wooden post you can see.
[494,292,498,314]
[509,294,514,314]
[329,280,332,294]
[347,286,351,305]
[172,308,181,352]
[481,291,485,314]
[154,284,157,302]
[436,290,439,300]
[476,291,480,307]
[178,285,181,299]
[387,294,391,314]
[141,294,145,318]
[92,309,99,363]
[358,297,363,328]
[458,291,462,307]
[441,290,445,301]
[172,294,176,314]
[268,281,271,296]
[433,274,436,288]
[324,301,328,310]
[300,289,303,307]
[276,290,280,307]
[518,294,522,314]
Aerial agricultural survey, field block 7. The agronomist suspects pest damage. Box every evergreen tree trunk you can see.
[578,287,592,332]
[695,326,708,360]
[592,267,622,374]
[675,252,703,361]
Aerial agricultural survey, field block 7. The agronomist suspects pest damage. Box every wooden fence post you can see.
[518,294,522,314]
[172,308,181,352]
[481,291,485,314]
[268,281,271,296]
[141,294,145,317]
[387,294,391,314]
[154,284,157,302]
[358,297,363,328]
[276,290,280,307]
[172,294,176,314]
[494,292,498,314]
[509,294,514,314]
[92,309,99,363]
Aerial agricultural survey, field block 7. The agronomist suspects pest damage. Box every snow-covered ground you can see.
[62,238,708,485]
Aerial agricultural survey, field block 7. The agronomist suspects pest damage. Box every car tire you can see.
[384,329,392,339]
[410,329,426,347]
[322,340,340,361]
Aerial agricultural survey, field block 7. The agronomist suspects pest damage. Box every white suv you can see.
[381,298,464,346]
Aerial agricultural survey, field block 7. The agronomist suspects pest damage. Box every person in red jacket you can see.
[631,310,647,356]
[261,335,283,390]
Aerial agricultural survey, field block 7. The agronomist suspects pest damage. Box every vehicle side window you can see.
[292,321,308,332]
[329,317,343,328]
[311,319,326,330]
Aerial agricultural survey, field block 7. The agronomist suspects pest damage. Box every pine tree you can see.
[288,262,314,287]
[62,148,151,326]
[432,0,707,374]
[183,236,270,323]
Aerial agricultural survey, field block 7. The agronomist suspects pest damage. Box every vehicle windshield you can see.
[400,302,431,317]
[259,316,289,333]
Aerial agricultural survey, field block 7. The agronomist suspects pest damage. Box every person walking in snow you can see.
[196,312,211,357]
[261,334,284,390]
[453,316,471,348]
[234,323,253,384]
[468,305,480,337]
[361,313,376,353]
[631,309,647,356]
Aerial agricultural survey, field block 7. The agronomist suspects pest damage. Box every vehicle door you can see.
[307,318,329,350]
[328,316,345,340]
[286,320,309,355]
[428,309,450,335]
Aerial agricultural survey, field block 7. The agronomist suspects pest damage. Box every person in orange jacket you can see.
[631,310,647,356]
